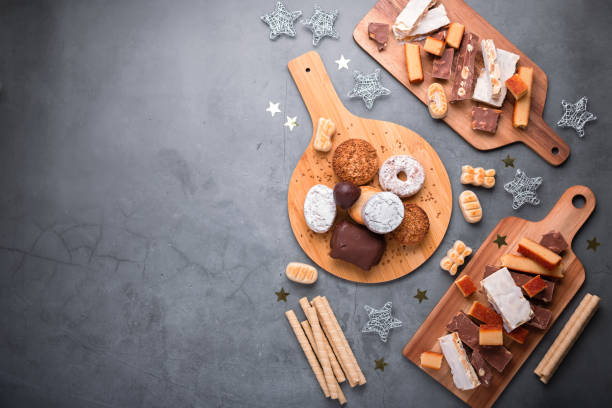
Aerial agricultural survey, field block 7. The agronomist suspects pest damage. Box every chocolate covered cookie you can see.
[332,139,378,185]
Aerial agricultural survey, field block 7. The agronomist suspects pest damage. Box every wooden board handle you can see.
[520,116,570,166]
[541,185,596,242]
[288,51,349,127]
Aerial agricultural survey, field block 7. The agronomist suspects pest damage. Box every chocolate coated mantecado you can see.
[329,220,386,270]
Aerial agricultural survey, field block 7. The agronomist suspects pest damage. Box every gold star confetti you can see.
[374,358,388,371]
[414,289,428,303]
[275,288,289,302]
[493,234,508,248]
[587,237,600,251]
[502,154,515,168]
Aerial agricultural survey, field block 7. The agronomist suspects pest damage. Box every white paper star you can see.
[284,116,298,131]
[361,301,402,343]
[557,96,597,137]
[348,69,391,110]
[503,168,543,210]
[260,2,302,40]
[266,101,281,117]
[335,55,350,70]
[302,5,339,46]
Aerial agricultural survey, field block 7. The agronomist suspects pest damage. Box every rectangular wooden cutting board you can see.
[402,186,595,408]
[353,0,569,166]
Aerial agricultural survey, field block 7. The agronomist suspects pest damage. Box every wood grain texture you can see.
[287,51,452,283]
[402,185,596,408]
[353,0,570,166]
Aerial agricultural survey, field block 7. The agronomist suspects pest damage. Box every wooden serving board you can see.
[354,0,569,166]
[287,51,452,283]
[402,185,596,407]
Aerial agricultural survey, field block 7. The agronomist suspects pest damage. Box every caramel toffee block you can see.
[479,324,503,346]
[484,265,555,303]
[468,301,503,325]
[446,22,464,49]
[517,237,562,270]
[522,275,548,298]
[512,66,534,128]
[539,230,568,254]
[505,326,529,344]
[470,350,493,387]
[450,31,479,102]
[368,22,389,51]
[432,48,454,80]
[424,36,446,56]
[528,304,552,329]
[420,351,444,370]
[329,221,386,270]
[404,43,423,83]
[501,254,564,279]
[455,275,477,297]
[447,312,513,373]
[471,106,502,133]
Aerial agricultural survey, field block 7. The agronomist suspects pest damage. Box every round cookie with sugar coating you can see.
[362,192,404,234]
[332,139,379,185]
[303,184,336,233]
[379,155,425,198]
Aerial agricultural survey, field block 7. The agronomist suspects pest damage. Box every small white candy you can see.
[303,184,336,233]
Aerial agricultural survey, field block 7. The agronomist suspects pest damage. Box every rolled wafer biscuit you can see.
[534,293,600,383]
[302,321,346,383]
[318,296,367,386]
[312,297,360,387]
[299,298,338,399]
[285,310,329,397]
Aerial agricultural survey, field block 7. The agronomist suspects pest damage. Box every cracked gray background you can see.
[0,0,611,407]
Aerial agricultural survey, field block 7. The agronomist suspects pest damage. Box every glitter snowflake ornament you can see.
[348,69,391,110]
[504,168,543,210]
[260,2,302,40]
[302,5,339,46]
[361,301,402,343]
[557,96,596,137]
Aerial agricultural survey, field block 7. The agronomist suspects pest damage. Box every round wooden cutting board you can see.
[287,51,452,283]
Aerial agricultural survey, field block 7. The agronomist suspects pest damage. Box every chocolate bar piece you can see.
[539,230,568,254]
[528,304,552,329]
[432,48,454,80]
[450,31,479,102]
[470,349,493,387]
[471,106,502,133]
[485,265,555,303]
[447,312,513,373]
[330,220,386,270]
[368,22,389,51]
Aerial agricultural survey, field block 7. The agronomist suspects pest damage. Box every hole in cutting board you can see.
[397,171,407,181]
[572,194,586,209]
[552,147,559,155]
[305,67,310,72]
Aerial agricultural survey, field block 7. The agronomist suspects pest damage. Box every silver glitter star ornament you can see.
[557,96,596,137]
[504,168,543,210]
[261,2,302,40]
[348,69,391,110]
[302,5,339,46]
[361,301,402,343]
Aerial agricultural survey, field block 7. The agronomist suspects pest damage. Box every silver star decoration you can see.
[557,96,597,137]
[348,69,391,110]
[361,301,402,343]
[261,2,302,40]
[504,168,543,210]
[302,5,339,46]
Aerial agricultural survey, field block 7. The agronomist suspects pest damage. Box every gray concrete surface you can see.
[0,0,610,407]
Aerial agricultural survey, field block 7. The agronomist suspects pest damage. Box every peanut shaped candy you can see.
[461,165,495,188]
[313,117,336,152]
[286,262,318,284]
[440,240,473,275]
[427,83,448,119]
[459,190,482,223]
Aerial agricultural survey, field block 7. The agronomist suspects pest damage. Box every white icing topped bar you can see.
[439,332,480,391]
[392,0,436,40]
[481,267,534,331]
[472,48,520,107]
[406,4,450,39]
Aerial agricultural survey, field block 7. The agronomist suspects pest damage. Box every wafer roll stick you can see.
[534,293,600,383]
[336,382,347,405]
[321,296,367,385]
[299,298,338,399]
[285,310,330,397]
[302,321,346,383]
[312,297,360,387]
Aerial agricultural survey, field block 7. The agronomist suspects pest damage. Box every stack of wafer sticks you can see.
[534,293,600,383]
[285,296,366,405]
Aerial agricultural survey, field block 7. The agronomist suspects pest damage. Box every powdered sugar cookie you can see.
[303,184,336,233]
[362,192,404,234]
[379,155,425,198]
